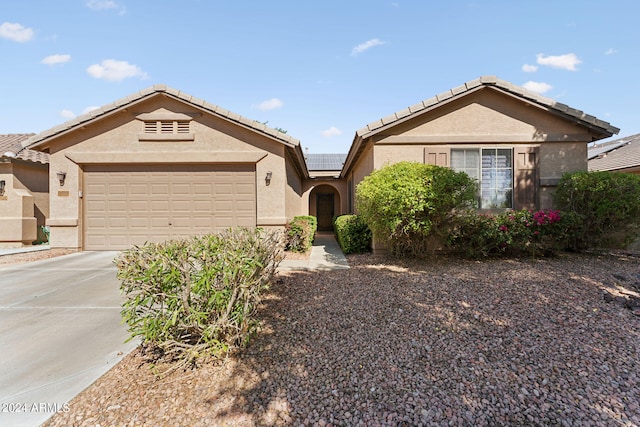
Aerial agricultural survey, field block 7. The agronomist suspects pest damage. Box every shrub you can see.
[355,162,477,256]
[116,228,283,367]
[334,214,371,254]
[285,215,317,252]
[553,171,640,250]
[447,209,572,258]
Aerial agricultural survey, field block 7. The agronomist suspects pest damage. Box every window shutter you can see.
[424,147,450,167]
[514,146,539,210]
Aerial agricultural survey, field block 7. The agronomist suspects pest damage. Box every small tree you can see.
[553,171,640,250]
[355,162,477,256]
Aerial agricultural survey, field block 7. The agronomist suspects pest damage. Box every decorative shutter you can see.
[423,147,450,167]
[514,146,539,210]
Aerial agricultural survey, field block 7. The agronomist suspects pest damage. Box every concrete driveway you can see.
[0,251,138,427]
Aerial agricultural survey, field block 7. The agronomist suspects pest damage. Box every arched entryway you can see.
[309,184,342,231]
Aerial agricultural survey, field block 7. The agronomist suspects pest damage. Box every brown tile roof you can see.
[355,76,620,138]
[22,85,301,150]
[588,133,640,172]
[0,133,48,164]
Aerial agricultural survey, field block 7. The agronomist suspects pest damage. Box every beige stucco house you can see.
[15,76,618,251]
[0,134,49,247]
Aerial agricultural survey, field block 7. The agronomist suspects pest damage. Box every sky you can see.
[1,0,639,154]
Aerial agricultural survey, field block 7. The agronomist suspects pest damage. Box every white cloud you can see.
[0,22,34,42]
[86,0,126,14]
[321,126,342,137]
[86,59,148,82]
[522,64,538,73]
[522,81,552,94]
[351,38,386,56]
[536,53,582,71]
[60,109,76,119]
[41,54,71,65]
[605,48,617,55]
[254,98,284,111]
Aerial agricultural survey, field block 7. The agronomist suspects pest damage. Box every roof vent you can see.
[3,151,16,158]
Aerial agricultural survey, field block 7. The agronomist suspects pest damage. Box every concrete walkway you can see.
[279,232,349,271]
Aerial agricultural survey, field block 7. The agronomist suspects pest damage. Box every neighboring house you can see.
[20,76,617,251]
[588,133,640,174]
[0,134,49,247]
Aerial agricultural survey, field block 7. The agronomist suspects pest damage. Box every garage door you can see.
[83,164,256,250]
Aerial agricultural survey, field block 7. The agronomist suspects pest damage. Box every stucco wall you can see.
[284,150,303,220]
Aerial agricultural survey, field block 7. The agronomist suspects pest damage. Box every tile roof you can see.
[306,153,347,171]
[588,133,640,172]
[23,85,300,150]
[0,133,48,164]
[355,76,620,138]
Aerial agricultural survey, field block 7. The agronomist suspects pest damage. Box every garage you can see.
[83,164,256,250]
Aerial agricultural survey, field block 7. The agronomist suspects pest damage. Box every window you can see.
[451,148,513,209]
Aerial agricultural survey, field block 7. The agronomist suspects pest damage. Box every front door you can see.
[317,193,334,231]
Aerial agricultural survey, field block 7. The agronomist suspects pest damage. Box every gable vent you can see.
[144,120,190,134]
[144,121,158,133]
[177,121,190,133]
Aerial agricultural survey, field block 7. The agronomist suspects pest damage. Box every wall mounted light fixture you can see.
[0,180,5,196]
[56,171,67,187]
[265,170,273,186]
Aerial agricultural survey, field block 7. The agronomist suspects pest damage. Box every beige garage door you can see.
[83,164,256,250]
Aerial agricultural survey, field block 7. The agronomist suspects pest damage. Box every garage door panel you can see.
[83,165,256,250]
[108,184,127,196]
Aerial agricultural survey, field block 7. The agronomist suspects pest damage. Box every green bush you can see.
[447,209,573,258]
[116,228,283,366]
[285,215,317,252]
[334,214,371,254]
[553,171,640,250]
[355,161,477,256]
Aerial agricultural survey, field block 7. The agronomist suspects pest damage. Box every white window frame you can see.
[451,147,514,209]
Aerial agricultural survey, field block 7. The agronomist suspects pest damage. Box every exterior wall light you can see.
[265,171,273,186]
[56,171,67,187]
[0,180,5,196]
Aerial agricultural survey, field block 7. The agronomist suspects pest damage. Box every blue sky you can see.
[1,0,638,153]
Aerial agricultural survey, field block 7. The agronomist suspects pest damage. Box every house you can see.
[588,133,640,174]
[340,76,618,215]
[19,77,617,251]
[21,86,309,250]
[0,134,49,247]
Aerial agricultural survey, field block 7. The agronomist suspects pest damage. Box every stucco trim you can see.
[256,217,288,226]
[65,152,268,164]
[135,112,200,121]
[47,218,78,226]
[137,133,195,141]
[540,178,561,186]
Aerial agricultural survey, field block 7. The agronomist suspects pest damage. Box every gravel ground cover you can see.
[43,252,640,426]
